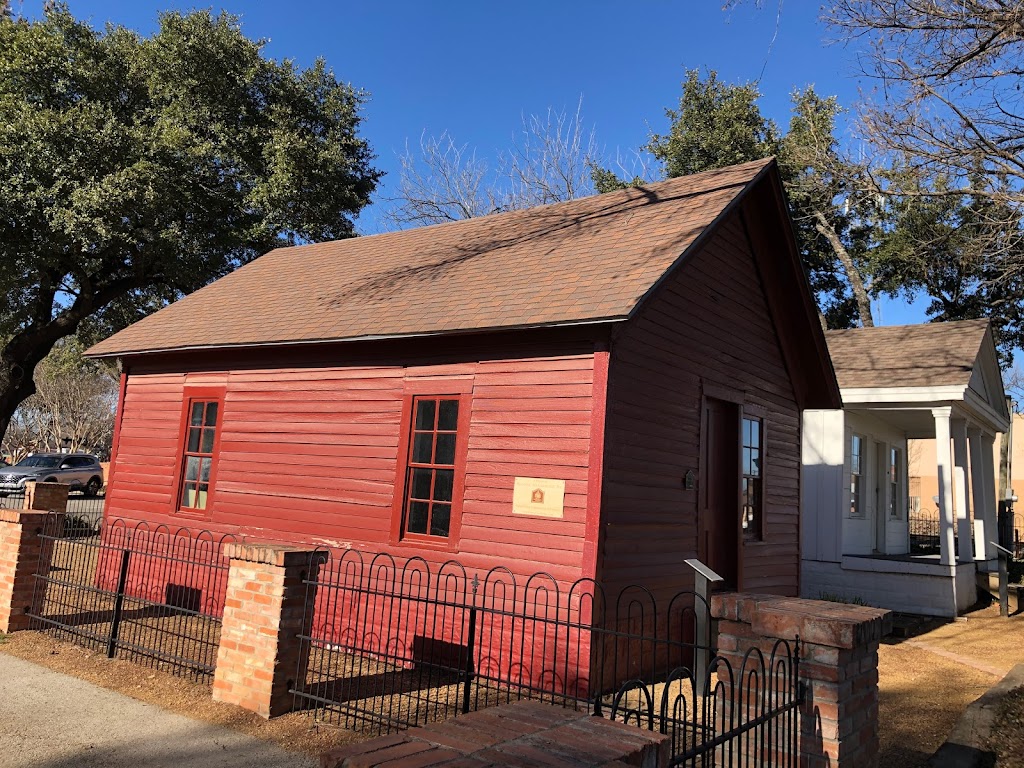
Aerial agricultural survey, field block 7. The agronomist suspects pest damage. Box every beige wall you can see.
[908,412,1023,517]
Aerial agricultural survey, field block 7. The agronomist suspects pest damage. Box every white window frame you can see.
[850,433,865,519]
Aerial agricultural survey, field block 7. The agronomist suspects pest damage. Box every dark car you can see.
[0,453,104,496]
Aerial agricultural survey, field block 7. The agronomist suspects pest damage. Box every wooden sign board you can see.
[512,477,566,519]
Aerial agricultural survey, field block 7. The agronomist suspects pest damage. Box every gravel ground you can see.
[877,605,1024,768]
[987,685,1024,768]
[2,603,1021,768]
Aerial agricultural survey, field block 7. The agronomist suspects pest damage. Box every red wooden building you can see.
[88,158,839,609]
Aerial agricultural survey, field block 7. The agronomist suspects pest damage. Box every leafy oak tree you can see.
[597,70,877,329]
[825,0,1024,361]
[0,4,381,441]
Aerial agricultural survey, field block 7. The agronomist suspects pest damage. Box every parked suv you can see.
[0,453,104,496]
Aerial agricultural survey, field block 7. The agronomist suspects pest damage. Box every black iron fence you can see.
[999,511,1024,560]
[908,508,943,555]
[911,508,1024,560]
[28,513,234,683]
[291,548,802,768]
[0,489,106,525]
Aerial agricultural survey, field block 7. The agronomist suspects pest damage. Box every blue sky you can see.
[33,0,927,325]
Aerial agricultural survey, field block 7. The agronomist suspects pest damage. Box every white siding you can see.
[800,409,845,562]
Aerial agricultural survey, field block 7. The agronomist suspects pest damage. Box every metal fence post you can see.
[106,548,132,658]
[992,542,1011,618]
[460,576,479,715]
[685,558,724,695]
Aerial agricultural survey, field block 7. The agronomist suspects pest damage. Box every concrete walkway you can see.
[0,654,315,768]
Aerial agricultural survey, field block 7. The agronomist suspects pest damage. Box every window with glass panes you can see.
[850,434,864,518]
[889,446,902,519]
[741,416,763,541]
[401,397,461,539]
[178,399,220,511]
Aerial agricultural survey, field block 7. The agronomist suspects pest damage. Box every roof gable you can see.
[825,320,990,390]
[825,319,1010,430]
[87,159,774,358]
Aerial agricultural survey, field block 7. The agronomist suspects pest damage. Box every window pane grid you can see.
[850,435,864,518]
[889,447,901,519]
[741,415,763,541]
[180,399,219,512]
[403,397,460,539]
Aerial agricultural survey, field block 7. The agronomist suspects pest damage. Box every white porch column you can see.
[933,408,957,566]
[981,431,999,560]
[951,418,974,562]
[968,426,998,563]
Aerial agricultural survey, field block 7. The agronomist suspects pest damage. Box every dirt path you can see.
[877,607,1024,768]
[3,606,1021,768]
[0,631,363,760]
[0,654,316,768]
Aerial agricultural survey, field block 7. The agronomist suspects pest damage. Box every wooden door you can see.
[700,397,740,589]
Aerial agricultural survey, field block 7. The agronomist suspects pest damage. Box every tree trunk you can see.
[0,353,41,448]
[814,211,875,328]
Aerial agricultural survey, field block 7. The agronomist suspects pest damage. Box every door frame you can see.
[699,382,745,589]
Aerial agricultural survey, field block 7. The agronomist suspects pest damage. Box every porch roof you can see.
[825,319,1010,436]
[825,320,988,389]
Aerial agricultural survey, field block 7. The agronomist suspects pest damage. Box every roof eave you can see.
[85,315,631,360]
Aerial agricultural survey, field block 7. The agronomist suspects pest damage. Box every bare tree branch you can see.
[383,101,602,229]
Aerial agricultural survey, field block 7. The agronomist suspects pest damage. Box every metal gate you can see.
[28,513,235,683]
[290,548,802,767]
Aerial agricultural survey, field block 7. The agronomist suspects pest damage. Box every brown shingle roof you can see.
[825,319,991,389]
[88,159,774,358]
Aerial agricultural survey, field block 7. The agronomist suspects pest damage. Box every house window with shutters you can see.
[394,394,470,545]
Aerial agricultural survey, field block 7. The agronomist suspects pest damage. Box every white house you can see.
[801,319,1010,617]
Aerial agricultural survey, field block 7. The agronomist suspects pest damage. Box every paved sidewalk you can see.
[0,654,315,768]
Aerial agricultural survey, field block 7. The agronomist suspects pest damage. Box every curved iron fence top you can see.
[294,542,711,623]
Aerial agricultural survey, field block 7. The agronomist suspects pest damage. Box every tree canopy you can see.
[825,0,1024,361]
[0,4,381,440]
[595,71,876,331]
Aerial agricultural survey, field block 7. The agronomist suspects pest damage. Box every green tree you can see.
[648,69,780,178]
[597,71,875,328]
[0,4,381,441]
[778,88,878,329]
[1,338,118,462]
[870,169,1024,363]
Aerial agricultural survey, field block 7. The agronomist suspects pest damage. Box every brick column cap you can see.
[711,592,893,649]
[0,509,61,525]
[222,542,320,567]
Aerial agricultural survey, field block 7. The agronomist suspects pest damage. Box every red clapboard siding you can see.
[106,350,598,585]
[597,209,802,600]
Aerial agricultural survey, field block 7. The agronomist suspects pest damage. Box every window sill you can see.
[393,534,460,554]
[175,508,213,524]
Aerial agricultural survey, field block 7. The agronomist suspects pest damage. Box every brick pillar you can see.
[212,543,319,718]
[23,481,70,513]
[711,594,892,768]
[0,509,63,633]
